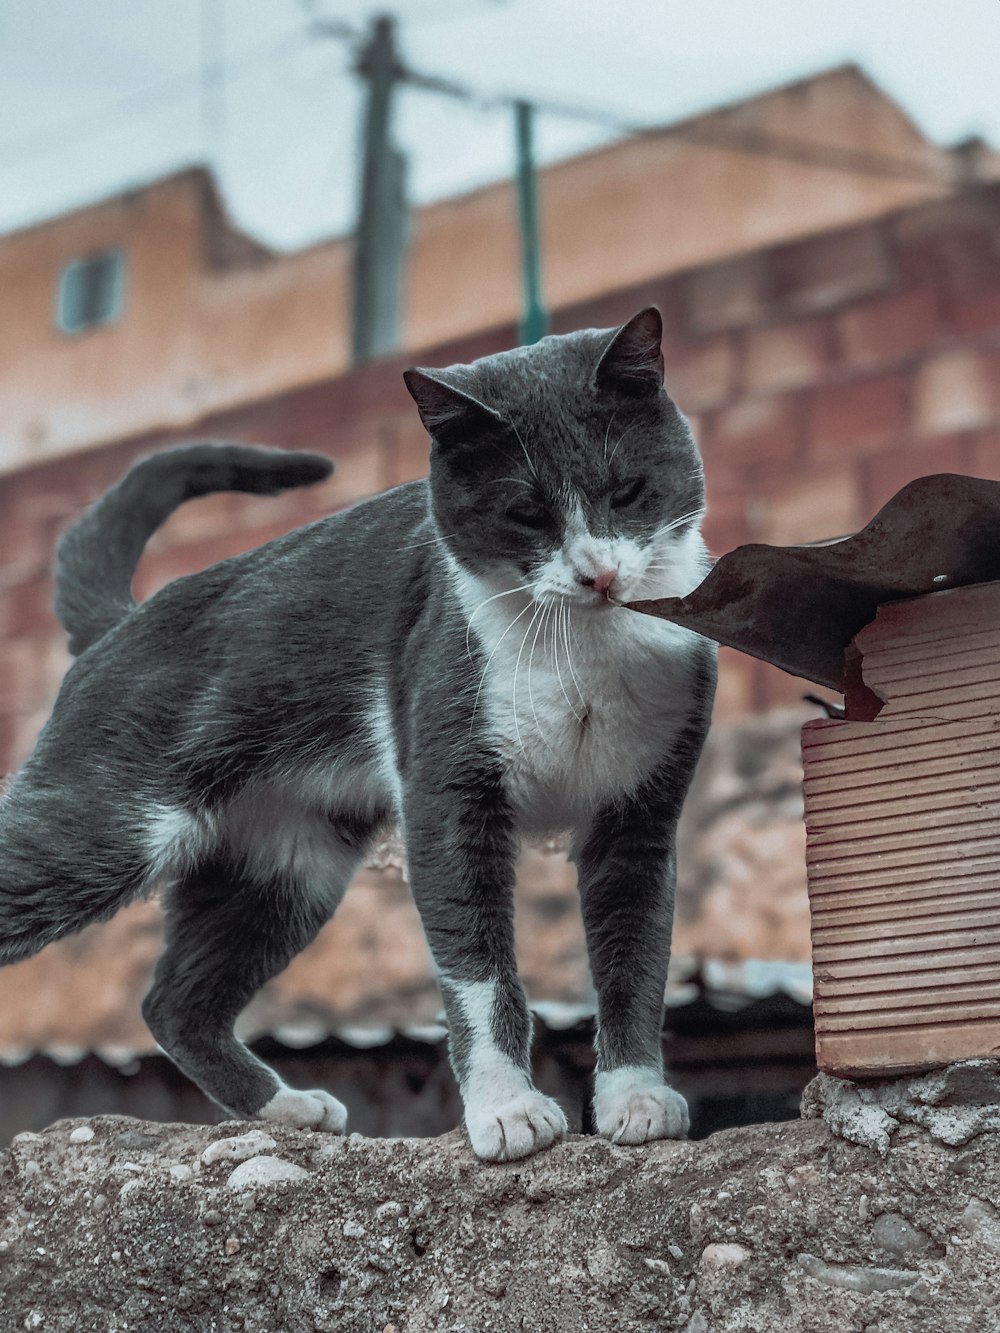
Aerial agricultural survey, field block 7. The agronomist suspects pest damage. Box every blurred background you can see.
[1,0,999,1143]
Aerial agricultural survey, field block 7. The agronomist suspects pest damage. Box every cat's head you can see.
[404,307,706,608]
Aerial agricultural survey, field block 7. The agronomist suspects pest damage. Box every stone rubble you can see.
[801,1058,1000,1155]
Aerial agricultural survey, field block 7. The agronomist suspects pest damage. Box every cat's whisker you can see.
[468,599,534,733]
[544,600,570,744]
[661,508,706,534]
[464,585,527,661]
[511,602,545,760]
[525,602,556,757]
[390,531,456,552]
[607,423,635,468]
[506,417,538,480]
[560,602,588,714]
[552,602,584,724]
[635,513,708,581]
[639,515,705,556]
[482,477,535,489]
[638,567,683,587]
[602,410,619,465]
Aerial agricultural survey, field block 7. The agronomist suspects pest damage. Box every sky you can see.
[1,0,999,251]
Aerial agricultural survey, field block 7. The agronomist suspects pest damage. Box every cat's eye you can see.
[611,478,645,508]
[505,503,551,530]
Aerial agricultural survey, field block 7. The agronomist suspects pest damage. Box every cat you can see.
[0,306,716,1161]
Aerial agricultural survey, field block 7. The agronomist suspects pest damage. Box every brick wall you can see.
[2,183,1000,774]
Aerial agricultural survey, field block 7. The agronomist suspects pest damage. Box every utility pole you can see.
[514,100,548,345]
[352,15,408,364]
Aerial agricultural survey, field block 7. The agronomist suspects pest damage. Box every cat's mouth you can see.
[577,586,620,610]
[574,567,621,608]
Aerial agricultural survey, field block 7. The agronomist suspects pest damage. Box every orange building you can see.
[1,64,989,475]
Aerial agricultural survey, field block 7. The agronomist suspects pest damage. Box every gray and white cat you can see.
[0,307,715,1161]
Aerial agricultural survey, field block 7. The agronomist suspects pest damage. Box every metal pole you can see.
[352,15,407,363]
[514,100,548,346]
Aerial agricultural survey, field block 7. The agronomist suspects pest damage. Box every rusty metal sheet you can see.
[627,474,1000,691]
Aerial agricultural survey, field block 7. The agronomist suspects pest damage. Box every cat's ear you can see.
[595,306,664,396]
[403,369,505,446]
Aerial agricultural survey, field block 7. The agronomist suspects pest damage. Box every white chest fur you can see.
[463,591,703,832]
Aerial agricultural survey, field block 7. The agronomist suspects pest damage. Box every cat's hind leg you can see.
[142,822,364,1132]
[0,766,151,966]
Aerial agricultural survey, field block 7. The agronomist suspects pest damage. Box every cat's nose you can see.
[579,568,619,595]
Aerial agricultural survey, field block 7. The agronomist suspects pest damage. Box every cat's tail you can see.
[55,442,334,655]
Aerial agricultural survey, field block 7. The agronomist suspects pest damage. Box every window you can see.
[56,250,125,334]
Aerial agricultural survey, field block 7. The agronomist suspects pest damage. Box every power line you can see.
[0,12,957,189]
[0,29,310,164]
[310,21,956,187]
[304,0,509,32]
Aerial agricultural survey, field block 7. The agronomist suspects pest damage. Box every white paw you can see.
[466,1090,567,1162]
[594,1068,689,1144]
[257,1087,348,1134]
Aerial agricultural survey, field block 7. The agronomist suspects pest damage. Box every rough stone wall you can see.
[1,1104,998,1332]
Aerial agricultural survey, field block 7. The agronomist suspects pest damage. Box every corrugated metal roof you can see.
[0,962,813,1067]
[0,713,815,1062]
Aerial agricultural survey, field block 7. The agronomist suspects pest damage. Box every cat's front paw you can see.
[466,1090,567,1162]
[257,1087,348,1133]
[594,1068,689,1144]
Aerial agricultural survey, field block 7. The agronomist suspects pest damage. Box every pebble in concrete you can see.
[797,1252,919,1293]
[225,1156,310,1190]
[873,1211,935,1259]
[202,1131,277,1167]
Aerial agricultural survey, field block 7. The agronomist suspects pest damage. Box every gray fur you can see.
[55,442,333,656]
[0,308,716,1159]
